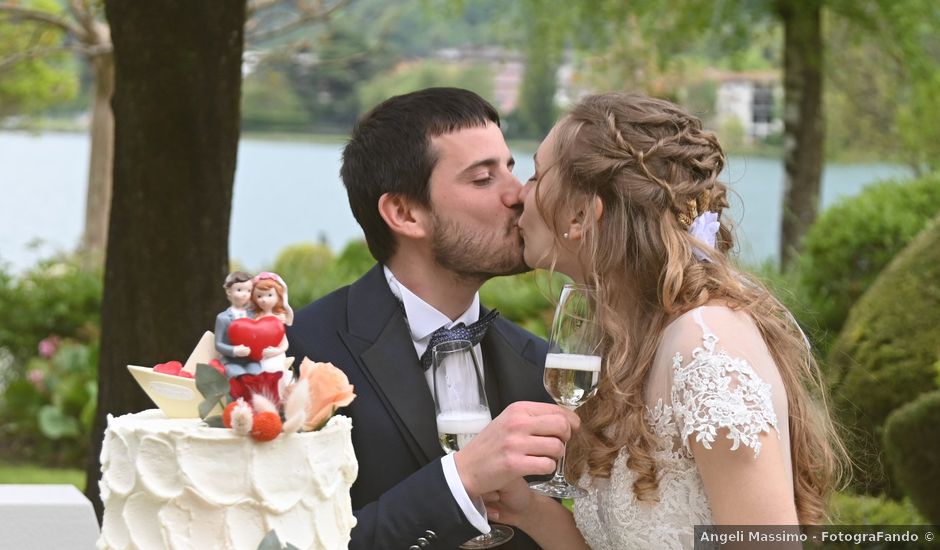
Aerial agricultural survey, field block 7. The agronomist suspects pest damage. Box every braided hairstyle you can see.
[540,93,844,524]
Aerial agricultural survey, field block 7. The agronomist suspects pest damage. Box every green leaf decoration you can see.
[38,405,80,439]
[284,543,300,550]
[203,414,224,428]
[256,530,282,550]
[198,397,220,420]
[195,363,229,400]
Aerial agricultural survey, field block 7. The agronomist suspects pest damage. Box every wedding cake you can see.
[98,271,359,549]
[97,411,357,550]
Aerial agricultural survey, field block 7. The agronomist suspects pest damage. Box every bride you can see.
[488,92,846,549]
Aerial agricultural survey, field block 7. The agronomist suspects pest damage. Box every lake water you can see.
[0,130,911,274]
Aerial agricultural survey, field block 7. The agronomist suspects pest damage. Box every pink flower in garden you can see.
[27,369,46,391]
[38,336,61,359]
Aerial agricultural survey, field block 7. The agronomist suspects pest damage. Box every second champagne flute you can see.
[432,339,514,549]
[529,283,603,499]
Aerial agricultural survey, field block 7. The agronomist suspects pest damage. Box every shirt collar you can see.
[383,265,480,342]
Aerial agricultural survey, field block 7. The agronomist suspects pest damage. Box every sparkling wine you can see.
[544,353,602,409]
[436,410,491,453]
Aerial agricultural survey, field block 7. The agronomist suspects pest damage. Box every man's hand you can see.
[233,344,251,357]
[453,401,579,498]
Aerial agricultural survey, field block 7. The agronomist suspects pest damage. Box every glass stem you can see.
[551,441,568,483]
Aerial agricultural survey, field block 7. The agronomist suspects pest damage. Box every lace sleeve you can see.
[669,309,780,458]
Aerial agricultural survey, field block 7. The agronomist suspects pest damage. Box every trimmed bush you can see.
[798,173,940,351]
[884,390,940,523]
[829,492,926,525]
[270,240,374,310]
[826,215,940,495]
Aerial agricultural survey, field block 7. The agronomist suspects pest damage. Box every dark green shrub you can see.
[481,271,570,339]
[884,390,940,523]
[829,492,926,525]
[798,173,940,352]
[826,215,940,495]
[270,240,374,310]
[271,242,336,308]
[0,255,102,368]
[0,339,98,467]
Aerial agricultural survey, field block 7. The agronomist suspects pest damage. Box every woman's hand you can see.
[261,346,281,358]
[483,477,591,550]
[483,477,536,528]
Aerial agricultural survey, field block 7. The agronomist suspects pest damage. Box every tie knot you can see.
[420,309,499,370]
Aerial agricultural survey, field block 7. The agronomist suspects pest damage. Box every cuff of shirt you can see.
[441,453,490,534]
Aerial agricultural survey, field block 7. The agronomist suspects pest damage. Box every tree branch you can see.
[0,3,85,38]
[0,44,77,73]
[246,0,349,43]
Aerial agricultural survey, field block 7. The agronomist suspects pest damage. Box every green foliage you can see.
[0,0,79,119]
[826,214,940,495]
[0,255,102,368]
[0,339,98,467]
[270,241,374,309]
[797,174,940,352]
[480,271,569,339]
[358,60,495,116]
[829,492,926,525]
[883,390,940,523]
[508,33,560,139]
[241,58,312,132]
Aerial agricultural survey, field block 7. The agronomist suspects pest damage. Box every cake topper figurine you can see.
[215,271,262,378]
[251,272,293,388]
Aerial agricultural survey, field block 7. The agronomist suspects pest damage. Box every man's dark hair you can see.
[341,87,500,263]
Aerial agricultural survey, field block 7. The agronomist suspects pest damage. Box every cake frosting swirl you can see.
[97,409,357,550]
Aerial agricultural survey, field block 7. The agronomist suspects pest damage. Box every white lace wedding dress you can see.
[573,306,793,550]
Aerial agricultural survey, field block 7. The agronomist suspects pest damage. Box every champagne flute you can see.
[529,283,603,499]
[432,339,514,549]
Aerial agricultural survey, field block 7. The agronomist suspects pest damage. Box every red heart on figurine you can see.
[229,316,285,362]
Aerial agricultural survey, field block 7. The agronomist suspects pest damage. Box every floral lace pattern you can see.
[573,308,779,550]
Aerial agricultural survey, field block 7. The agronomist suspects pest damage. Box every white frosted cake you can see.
[97,409,358,550]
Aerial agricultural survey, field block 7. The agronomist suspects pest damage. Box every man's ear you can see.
[378,192,429,239]
[565,195,604,241]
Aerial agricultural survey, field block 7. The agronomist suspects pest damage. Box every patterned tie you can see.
[419,309,500,370]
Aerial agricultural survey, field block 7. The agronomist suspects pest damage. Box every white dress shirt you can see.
[383,266,490,534]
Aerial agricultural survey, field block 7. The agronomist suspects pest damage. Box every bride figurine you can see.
[250,272,294,387]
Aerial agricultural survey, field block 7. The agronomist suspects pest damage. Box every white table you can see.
[0,484,100,549]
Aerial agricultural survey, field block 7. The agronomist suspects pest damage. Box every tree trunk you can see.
[85,0,245,519]
[78,50,114,268]
[777,0,824,269]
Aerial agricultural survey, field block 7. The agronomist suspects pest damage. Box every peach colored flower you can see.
[297,358,355,431]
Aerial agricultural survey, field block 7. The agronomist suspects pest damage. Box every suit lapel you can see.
[342,266,442,464]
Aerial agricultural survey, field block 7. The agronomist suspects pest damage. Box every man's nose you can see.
[501,173,525,207]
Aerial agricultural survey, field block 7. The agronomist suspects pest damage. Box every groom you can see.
[287,88,578,549]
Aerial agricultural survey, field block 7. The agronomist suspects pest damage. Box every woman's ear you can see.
[565,196,604,241]
[378,193,428,239]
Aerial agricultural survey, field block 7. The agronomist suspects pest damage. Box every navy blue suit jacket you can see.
[286,265,551,549]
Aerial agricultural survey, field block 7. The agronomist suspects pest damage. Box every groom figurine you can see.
[287,88,578,549]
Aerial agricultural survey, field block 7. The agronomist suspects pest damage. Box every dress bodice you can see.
[572,306,791,550]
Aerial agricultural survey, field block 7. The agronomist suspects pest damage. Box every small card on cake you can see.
[127,331,224,418]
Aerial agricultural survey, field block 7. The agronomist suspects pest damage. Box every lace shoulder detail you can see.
[670,309,779,458]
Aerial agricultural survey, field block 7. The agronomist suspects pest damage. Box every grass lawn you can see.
[0,461,85,491]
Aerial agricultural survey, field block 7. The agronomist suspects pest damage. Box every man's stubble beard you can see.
[430,211,530,284]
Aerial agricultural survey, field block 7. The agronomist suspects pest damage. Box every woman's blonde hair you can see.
[535,92,846,524]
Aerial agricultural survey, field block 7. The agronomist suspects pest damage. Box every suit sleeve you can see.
[349,459,482,550]
[214,313,235,356]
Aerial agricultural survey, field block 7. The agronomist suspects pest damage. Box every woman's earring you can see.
[562,232,569,239]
